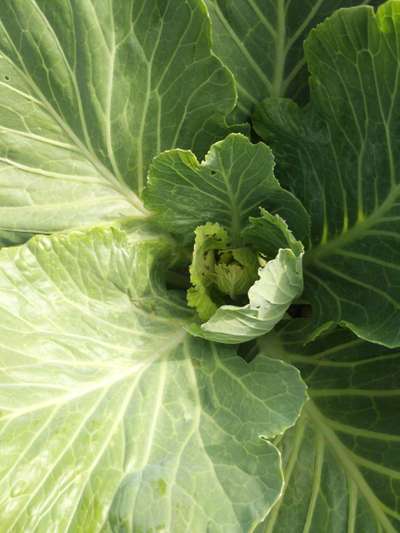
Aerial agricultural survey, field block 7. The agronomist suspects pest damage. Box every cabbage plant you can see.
[0,1,399,532]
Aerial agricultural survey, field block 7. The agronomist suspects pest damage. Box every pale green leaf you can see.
[257,322,400,533]
[204,0,380,118]
[190,247,303,344]
[254,1,400,347]
[188,213,304,344]
[187,221,260,321]
[144,133,309,244]
[187,222,230,320]
[0,226,307,532]
[0,0,237,244]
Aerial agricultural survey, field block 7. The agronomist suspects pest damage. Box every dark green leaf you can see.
[255,2,400,347]
[258,321,400,533]
[205,0,381,118]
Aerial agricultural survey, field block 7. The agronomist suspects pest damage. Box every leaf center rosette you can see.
[185,212,304,344]
[144,133,308,344]
[187,222,260,319]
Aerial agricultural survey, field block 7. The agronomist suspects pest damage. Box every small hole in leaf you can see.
[210,170,216,175]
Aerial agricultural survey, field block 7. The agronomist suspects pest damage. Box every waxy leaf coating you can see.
[0,226,307,532]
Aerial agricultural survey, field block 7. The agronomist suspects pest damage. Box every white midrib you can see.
[2,324,188,422]
[1,360,149,422]
[306,401,397,533]
[40,90,145,213]
[0,18,146,214]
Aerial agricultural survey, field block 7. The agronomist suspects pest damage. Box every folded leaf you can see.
[0,0,237,244]
[0,226,307,532]
[255,2,400,347]
[243,209,304,257]
[204,0,379,119]
[191,250,303,344]
[144,133,309,244]
[189,213,304,344]
[257,321,400,533]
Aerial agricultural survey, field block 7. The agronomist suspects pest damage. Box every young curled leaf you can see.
[187,213,304,344]
[187,222,259,320]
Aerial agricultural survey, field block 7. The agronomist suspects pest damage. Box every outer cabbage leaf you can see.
[0,226,307,532]
[0,0,237,245]
[189,212,304,344]
[255,1,400,347]
[144,133,309,244]
[204,0,380,118]
[257,322,400,533]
